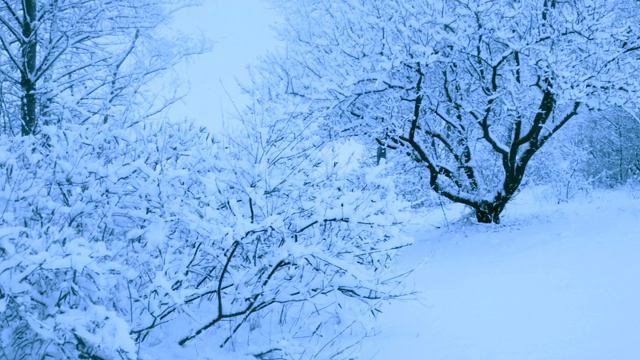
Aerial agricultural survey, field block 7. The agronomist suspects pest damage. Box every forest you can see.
[0,0,639,359]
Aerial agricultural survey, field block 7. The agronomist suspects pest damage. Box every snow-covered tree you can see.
[0,0,199,135]
[527,107,640,203]
[575,110,640,186]
[265,0,640,223]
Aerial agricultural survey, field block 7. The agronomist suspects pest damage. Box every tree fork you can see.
[474,196,509,224]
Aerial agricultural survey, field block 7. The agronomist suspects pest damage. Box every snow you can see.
[135,186,640,360]
[360,188,640,360]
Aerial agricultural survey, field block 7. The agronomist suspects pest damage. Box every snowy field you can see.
[361,188,640,360]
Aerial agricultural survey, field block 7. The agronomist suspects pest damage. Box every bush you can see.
[0,110,410,359]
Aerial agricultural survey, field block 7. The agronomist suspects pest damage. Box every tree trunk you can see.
[475,208,501,224]
[475,206,501,224]
[474,197,508,224]
[20,0,38,136]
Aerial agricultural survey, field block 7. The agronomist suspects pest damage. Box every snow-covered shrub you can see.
[0,124,148,359]
[0,107,410,359]
[168,109,412,358]
[0,120,224,358]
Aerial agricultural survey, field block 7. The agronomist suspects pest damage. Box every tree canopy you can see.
[261,0,640,222]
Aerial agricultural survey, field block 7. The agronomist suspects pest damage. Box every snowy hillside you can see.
[361,188,640,360]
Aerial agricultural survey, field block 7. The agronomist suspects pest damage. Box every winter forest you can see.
[0,0,639,359]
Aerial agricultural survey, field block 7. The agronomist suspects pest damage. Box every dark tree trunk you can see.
[475,209,499,224]
[474,199,507,224]
[473,171,525,224]
[20,0,38,136]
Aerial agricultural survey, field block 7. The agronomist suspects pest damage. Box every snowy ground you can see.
[361,187,640,360]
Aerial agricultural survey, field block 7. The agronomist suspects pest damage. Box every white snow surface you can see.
[360,187,640,360]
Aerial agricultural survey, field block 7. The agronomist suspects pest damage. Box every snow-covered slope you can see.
[361,188,640,360]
